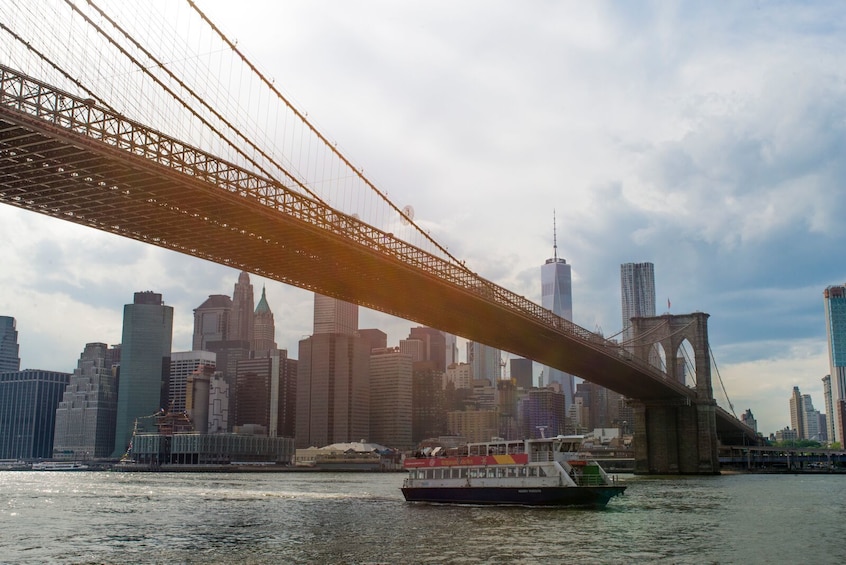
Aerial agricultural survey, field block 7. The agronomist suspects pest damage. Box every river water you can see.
[1,470,844,564]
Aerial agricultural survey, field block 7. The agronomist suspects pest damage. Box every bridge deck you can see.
[0,64,754,440]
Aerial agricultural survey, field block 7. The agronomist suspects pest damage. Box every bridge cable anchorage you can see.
[709,344,736,417]
[185,0,473,273]
[63,0,317,204]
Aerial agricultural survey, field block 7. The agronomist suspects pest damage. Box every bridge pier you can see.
[630,312,720,474]
[631,399,719,474]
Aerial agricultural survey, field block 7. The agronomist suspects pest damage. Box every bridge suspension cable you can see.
[1,0,468,269]
[186,0,471,274]
[710,344,736,417]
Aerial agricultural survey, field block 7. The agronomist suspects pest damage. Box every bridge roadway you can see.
[0,64,753,443]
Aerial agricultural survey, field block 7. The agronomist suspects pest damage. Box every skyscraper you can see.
[407,327,447,373]
[801,394,821,441]
[169,350,216,414]
[823,375,834,443]
[789,386,805,439]
[112,291,174,457]
[467,341,501,383]
[0,370,70,459]
[252,286,277,356]
[620,262,656,345]
[192,294,231,350]
[0,316,20,373]
[296,332,370,448]
[313,294,358,335]
[510,358,534,390]
[824,285,846,443]
[233,350,297,437]
[53,342,120,459]
[541,215,574,406]
[741,408,758,434]
[230,271,255,344]
[369,348,413,449]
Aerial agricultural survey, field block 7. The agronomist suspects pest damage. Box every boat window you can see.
[496,467,506,478]
[458,468,467,479]
[469,468,479,479]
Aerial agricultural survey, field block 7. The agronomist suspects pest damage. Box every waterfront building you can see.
[519,387,567,439]
[541,216,574,406]
[509,357,534,390]
[467,341,501,383]
[313,294,358,336]
[112,291,174,458]
[52,342,120,459]
[296,333,369,448]
[620,262,656,346]
[252,287,277,356]
[741,408,758,434]
[0,316,20,373]
[411,361,447,445]
[127,432,294,465]
[192,294,231,350]
[0,370,71,459]
[230,271,255,344]
[369,348,413,449]
[169,351,216,414]
[823,285,846,443]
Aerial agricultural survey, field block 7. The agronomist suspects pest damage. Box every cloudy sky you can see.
[2,0,845,436]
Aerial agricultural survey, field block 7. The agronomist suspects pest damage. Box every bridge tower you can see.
[629,312,719,474]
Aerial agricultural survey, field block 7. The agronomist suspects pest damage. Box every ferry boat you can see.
[31,461,89,471]
[401,435,625,507]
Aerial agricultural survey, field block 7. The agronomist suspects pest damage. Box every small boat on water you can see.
[31,461,89,471]
[401,435,625,507]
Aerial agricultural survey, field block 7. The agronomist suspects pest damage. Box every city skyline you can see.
[2,1,846,436]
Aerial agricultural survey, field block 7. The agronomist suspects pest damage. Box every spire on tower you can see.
[553,209,558,262]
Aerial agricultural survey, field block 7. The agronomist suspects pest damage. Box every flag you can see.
[668,298,671,310]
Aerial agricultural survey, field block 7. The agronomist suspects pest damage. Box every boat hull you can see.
[401,485,625,507]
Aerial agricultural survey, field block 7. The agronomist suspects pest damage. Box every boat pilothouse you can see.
[401,435,625,507]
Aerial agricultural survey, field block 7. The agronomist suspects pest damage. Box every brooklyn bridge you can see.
[0,0,758,473]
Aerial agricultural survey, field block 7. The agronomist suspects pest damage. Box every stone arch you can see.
[630,312,712,401]
[675,337,696,388]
